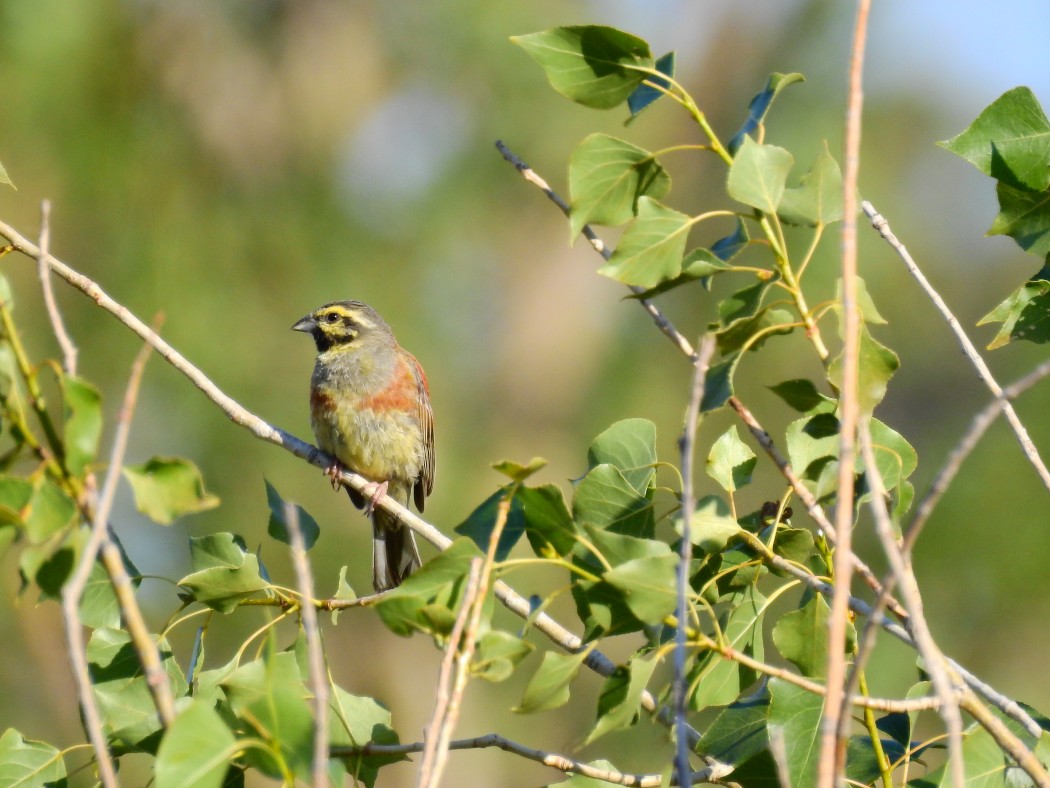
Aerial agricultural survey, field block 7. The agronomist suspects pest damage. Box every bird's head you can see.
[292,301,395,353]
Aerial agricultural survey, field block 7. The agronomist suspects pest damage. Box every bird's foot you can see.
[362,480,389,516]
[324,461,345,490]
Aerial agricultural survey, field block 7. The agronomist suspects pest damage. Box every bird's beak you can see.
[291,314,317,333]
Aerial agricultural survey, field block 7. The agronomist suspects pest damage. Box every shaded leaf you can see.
[80,538,141,629]
[62,376,101,477]
[455,490,524,560]
[627,50,674,119]
[989,182,1050,257]
[568,134,670,238]
[24,479,76,544]
[696,688,771,767]
[516,648,592,713]
[691,586,766,709]
[587,418,657,494]
[778,141,844,226]
[599,197,691,288]
[700,352,741,412]
[728,72,806,154]
[711,218,751,262]
[940,86,1050,192]
[156,700,235,788]
[727,136,794,214]
[124,457,219,525]
[603,553,678,624]
[518,484,577,557]
[978,262,1050,348]
[473,631,535,683]
[264,480,319,550]
[681,495,743,555]
[772,593,855,679]
[573,464,654,539]
[767,379,829,412]
[585,655,658,745]
[328,686,403,786]
[511,26,653,110]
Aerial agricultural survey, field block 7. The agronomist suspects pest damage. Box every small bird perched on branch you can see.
[293,301,434,591]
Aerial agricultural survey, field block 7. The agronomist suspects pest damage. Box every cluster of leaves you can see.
[940,86,1050,349]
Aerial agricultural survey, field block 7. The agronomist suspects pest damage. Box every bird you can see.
[292,301,433,592]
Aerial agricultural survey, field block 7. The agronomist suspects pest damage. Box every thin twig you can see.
[419,557,483,788]
[821,2,871,784]
[336,733,734,787]
[36,200,78,375]
[674,335,716,785]
[59,332,155,786]
[905,356,1050,553]
[855,424,965,786]
[282,502,329,787]
[495,140,699,362]
[862,200,1050,494]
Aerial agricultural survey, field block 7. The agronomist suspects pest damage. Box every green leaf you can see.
[88,627,188,753]
[454,490,524,561]
[24,479,76,544]
[587,418,657,494]
[0,160,14,190]
[599,197,691,288]
[515,647,592,713]
[978,263,1050,348]
[584,655,658,745]
[706,427,757,493]
[700,353,743,413]
[767,677,823,786]
[472,631,534,682]
[691,586,766,709]
[940,86,1050,192]
[828,324,899,414]
[712,219,751,262]
[178,533,270,613]
[62,376,101,477]
[865,418,918,499]
[603,553,678,624]
[328,686,403,786]
[772,593,855,679]
[0,728,66,786]
[124,457,220,525]
[330,565,356,625]
[778,141,844,226]
[264,480,320,550]
[680,495,743,555]
[696,688,771,767]
[727,136,794,214]
[80,537,141,628]
[627,51,674,119]
[0,476,34,527]
[573,464,654,539]
[580,525,672,569]
[728,72,806,154]
[155,700,236,788]
[835,276,887,325]
[240,684,314,780]
[492,456,548,481]
[767,379,829,412]
[518,484,577,557]
[374,538,482,637]
[221,650,304,715]
[989,182,1050,256]
[568,134,671,238]
[511,26,653,110]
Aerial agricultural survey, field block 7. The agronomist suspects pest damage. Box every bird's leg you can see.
[361,480,389,516]
[323,461,345,491]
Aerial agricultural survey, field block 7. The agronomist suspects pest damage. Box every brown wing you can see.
[408,352,434,511]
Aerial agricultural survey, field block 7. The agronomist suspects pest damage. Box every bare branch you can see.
[959,693,1050,787]
[675,335,716,785]
[36,200,78,375]
[282,502,330,787]
[336,733,734,787]
[862,200,1050,494]
[495,140,699,362]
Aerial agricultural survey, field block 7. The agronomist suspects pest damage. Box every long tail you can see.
[371,506,422,592]
[346,486,422,592]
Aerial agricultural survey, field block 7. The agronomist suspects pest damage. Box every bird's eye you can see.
[325,313,340,324]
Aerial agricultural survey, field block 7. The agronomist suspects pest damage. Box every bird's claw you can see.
[362,481,389,516]
[324,461,345,490]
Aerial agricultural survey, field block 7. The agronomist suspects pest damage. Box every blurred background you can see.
[1,0,1049,785]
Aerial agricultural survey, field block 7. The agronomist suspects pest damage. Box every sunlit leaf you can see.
[727,136,794,214]
[827,324,899,414]
[691,586,766,709]
[492,456,548,481]
[767,677,823,785]
[978,263,1050,349]
[511,26,653,110]
[0,160,14,190]
[24,479,76,544]
[835,276,887,325]
[940,86,1050,192]
[772,593,855,679]
[586,418,657,494]
[573,464,654,539]
[603,553,678,624]
[778,141,844,226]
[706,427,757,493]
[178,533,269,613]
[584,655,658,745]
[63,376,101,477]
[0,728,66,786]
[328,686,403,786]
[568,134,670,238]
[155,700,235,788]
[472,631,534,683]
[124,457,219,525]
[599,197,691,288]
